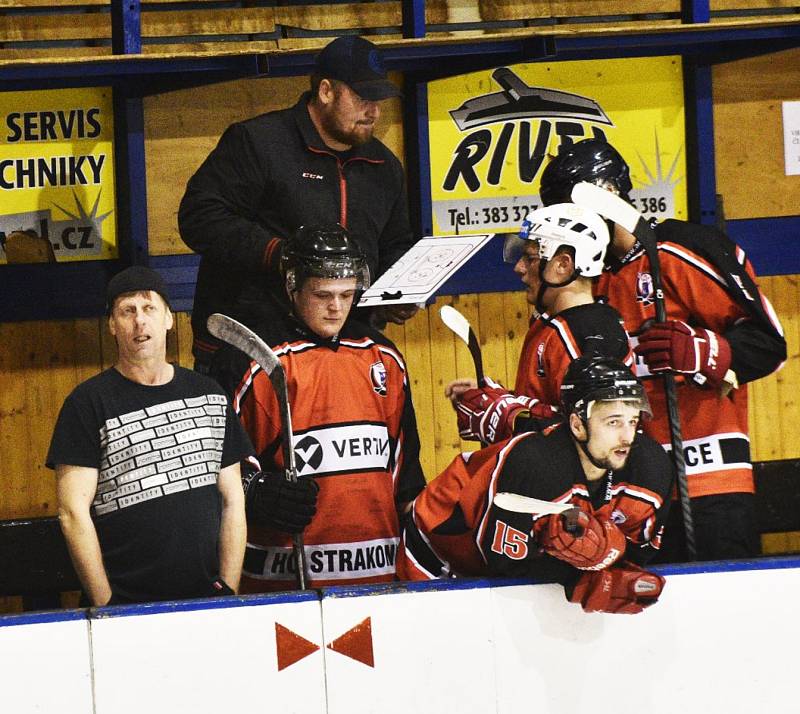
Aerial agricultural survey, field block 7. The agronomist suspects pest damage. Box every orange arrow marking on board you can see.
[327,616,374,668]
[275,622,320,671]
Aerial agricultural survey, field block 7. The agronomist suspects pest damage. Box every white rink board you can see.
[0,615,93,714]
[323,585,496,714]
[91,597,325,714]
[3,560,800,713]
[490,569,800,714]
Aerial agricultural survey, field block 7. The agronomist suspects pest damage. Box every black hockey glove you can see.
[244,470,319,533]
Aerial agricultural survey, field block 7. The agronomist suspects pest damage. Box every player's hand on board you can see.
[568,561,665,614]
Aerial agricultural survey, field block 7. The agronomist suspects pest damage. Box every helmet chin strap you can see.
[534,260,581,314]
[573,419,612,472]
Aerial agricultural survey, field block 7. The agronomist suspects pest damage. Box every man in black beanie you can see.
[46,265,252,605]
[179,35,418,374]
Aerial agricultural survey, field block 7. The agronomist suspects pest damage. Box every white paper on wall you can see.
[782,100,800,176]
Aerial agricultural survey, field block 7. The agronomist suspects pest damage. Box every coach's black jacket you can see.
[178,92,413,362]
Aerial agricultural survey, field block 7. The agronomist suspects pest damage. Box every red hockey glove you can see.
[635,320,732,387]
[537,510,626,571]
[569,562,665,614]
[454,380,558,444]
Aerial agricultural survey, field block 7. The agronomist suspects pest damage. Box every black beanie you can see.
[106,265,170,313]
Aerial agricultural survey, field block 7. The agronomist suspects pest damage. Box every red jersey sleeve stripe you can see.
[548,315,581,359]
[233,361,261,415]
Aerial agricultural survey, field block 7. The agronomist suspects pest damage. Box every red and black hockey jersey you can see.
[397,423,672,582]
[596,219,786,498]
[232,319,425,591]
[514,301,633,407]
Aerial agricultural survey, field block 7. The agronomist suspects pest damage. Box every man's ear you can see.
[165,307,174,331]
[108,314,116,337]
[555,252,574,277]
[569,412,586,441]
[317,78,335,106]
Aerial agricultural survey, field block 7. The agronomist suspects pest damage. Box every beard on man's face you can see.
[320,103,374,148]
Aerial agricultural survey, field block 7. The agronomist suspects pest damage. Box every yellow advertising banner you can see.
[428,57,686,235]
[0,86,116,264]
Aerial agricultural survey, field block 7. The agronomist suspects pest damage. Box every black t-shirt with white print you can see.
[47,366,252,603]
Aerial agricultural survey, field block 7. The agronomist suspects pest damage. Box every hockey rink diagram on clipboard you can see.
[358,233,494,307]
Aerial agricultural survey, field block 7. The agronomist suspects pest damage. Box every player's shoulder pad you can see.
[618,432,674,498]
[655,219,737,260]
[499,424,581,501]
[555,303,629,359]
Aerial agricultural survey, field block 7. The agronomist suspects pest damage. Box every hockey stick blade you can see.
[571,182,642,235]
[207,313,281,377]
[493,492,574,516]
[440,305,485,386]
[207,312,310,588]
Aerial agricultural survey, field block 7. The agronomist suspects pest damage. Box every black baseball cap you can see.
[106,265,171,313]
[314,35,401,101]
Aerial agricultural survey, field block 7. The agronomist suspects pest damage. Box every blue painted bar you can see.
[88,588,321,620]
[111,0,142,56]
[727,215,800,277]
[413,80,433,237]
[694,64,718,226]
[401,0,426,39]
[0,608,88,629]
[0,56,268,84]
[113,91,150,266]
[681,0,711,24]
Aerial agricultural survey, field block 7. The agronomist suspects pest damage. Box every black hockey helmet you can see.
[560,353,650,421]
[282,223,371,292]
[539,138,633,207]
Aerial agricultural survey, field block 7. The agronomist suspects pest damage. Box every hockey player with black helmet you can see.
[540,138,787,562]
[398,354,673,615]
[446,202,632,445]
[212,223,425,590]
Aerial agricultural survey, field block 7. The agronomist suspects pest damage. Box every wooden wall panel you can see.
[0,319,102,520]
[0,12,108,42]
[142,8,276,38]
[549,0,680,17]
[274,3,401,31]
[748,275,800,462]
[712,0,799,9]
[713,47,800,220]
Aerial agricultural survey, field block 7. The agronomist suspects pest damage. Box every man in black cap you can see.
[179,35,418,374]
[46,266,252,605]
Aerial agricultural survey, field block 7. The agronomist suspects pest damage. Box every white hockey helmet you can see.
[504,203,610,278]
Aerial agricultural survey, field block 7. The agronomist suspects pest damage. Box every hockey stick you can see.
[493,492,582,533]
[207,313,310,589]
[493,492,574,516]
[440,305,485,387]
[571,182,696,560]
